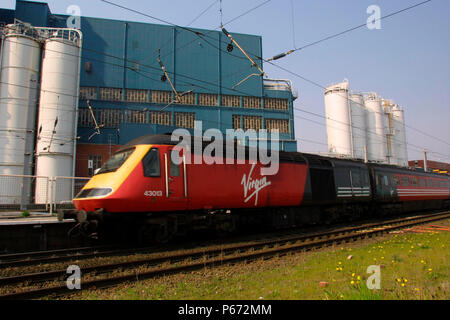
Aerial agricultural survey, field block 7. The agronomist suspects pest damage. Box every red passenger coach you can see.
[394,173,449,201]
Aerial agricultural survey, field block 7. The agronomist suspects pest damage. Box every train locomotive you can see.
[64,134,450,242]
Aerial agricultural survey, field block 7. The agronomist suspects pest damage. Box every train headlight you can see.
[75,188,113,199]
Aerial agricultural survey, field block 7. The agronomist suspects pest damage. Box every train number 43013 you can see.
[144,190,163,197]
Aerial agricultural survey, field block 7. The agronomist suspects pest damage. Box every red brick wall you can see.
[408,160,450,172]
[75,144,122,177]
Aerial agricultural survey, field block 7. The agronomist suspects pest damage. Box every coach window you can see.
[142,148,161,177]
[411,177,418,186]
[419,178,426,187]
[401,177,409,186]
[362,171,370,187]
[393,176,400,186]
[351,169,361,188]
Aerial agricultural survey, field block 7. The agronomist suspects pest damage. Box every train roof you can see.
[123,134,449,178]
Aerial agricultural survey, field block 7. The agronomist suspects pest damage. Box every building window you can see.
[243,116,262,131]
[88,155,102,176]
[126,89,148,103]
[124,110,147,124]
[178,92,195,105]
[150,111,171,126]
[198,93,218,106]
[222,95,240,107]
[265,119,290,133]
[174,112,195,129]
[264,98,288,110]
[79,87,97,100]
[97,109,123,128]
[151,90,172,104]
[243,96,262,109]
[78,108,94,127]
[99,87,123,101]
[232,115,242,130]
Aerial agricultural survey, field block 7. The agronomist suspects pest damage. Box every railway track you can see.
[0,245,120,268]
[0,210,443,269]
[0,210,448,300]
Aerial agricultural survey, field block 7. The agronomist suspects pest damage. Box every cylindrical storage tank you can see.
[382,100,394,164]
[324,81,353,157]
[383,100,399,165]
[35,36,81,204]
[392,105,408,167]
[0,30,41,204]
[364,93,387,163]
[349,93,367,160]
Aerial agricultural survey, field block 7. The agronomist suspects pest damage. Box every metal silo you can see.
[349,93,367,160]
[382,100,394,165]
[392,104,408,167]
[324,81,353,157]
[35,29,82,204]
[364,93,387,163]
[0,24,41,204]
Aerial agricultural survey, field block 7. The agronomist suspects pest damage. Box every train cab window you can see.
[142,148,161,177]
[170,150,180,177]
[96,147,135,175]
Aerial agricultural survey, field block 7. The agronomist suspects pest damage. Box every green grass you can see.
[69,224,450,300]
[21,211,30,218]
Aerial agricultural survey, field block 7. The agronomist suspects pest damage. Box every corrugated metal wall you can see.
[3,1,298,157]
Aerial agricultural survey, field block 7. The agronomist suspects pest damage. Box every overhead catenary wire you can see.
[187,0,220,27]
[2,37,446,160]
[266,0,433,62]
[0,1,446,160]
[292,110,450,160]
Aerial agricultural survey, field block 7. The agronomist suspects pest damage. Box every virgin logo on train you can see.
[241,164,272,206]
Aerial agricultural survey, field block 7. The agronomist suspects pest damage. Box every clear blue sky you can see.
[4,0,449,162]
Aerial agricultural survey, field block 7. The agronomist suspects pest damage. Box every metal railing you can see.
[0,174,90,213]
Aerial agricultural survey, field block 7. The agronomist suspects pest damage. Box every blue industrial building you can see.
[1,0,297,177]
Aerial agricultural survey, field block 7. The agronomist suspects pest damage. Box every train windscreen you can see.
[96,148,135,175]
